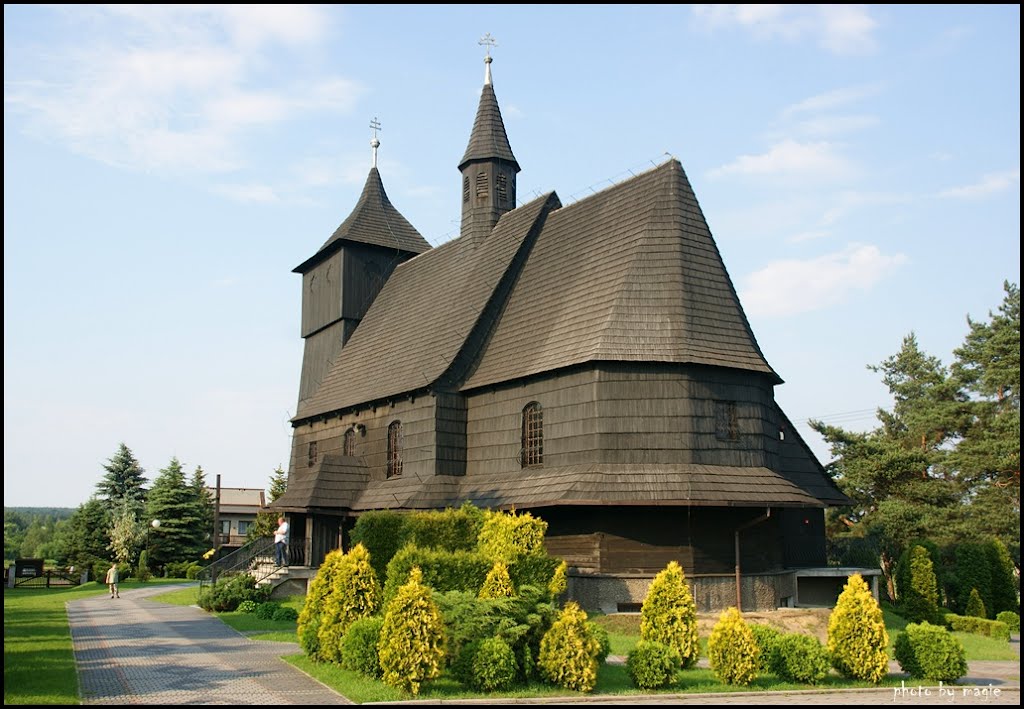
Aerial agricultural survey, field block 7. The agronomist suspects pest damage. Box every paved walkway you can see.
[67,584,1019,705]
[68,584,350,704]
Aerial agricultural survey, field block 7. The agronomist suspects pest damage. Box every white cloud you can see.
[781,84,882,118]
[938,169,1020,200]
[709,139,854,180]
[741,244,906,317]
[692,4,878,55]
[4,5,357,175]
[819,190,913,227]
[791,114,879,138]
[786,229,832,244]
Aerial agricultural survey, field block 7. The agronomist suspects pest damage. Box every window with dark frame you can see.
[308,440,318,466]
[387,421,403,478]
[521,402,543,467]
[237,520,250,535]
[220,520,231,536]
[344,428,356,456]
[715,401,739,441]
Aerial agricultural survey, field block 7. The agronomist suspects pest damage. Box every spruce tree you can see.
[189,466,215,555]
[144,458,207,568]
[58,498,112,572]
[95,443,148,513]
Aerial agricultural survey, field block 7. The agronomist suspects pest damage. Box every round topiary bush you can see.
[587,621,611,664]
[707,607,759,686]
[272,606,299,622]
[771,633,831,684]
[749,624,782,673]
[626,640,680,690]
[340,616,384,678]
[254,602,281,620]
[996,611,1020,633]
[894,622,968,682]
[471,636,518,692]
[237,600,258,614]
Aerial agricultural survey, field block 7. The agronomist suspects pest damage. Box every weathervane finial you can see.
[479,33,497,85]
[369,116,381,168]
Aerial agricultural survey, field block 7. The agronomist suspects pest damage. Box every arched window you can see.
[387,421,403,478]
[521,402,543,468]
[344,428,356,456]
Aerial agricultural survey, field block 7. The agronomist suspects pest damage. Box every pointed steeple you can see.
[459,35,520,240]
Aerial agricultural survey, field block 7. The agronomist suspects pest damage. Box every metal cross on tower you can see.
[479,33,497,84]
[370,116,381,168]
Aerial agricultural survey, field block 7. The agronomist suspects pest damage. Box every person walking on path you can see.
[105,563,119,598]
[274,517,289,567]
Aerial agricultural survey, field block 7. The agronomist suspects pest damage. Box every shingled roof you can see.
[296,192,559,420]
[285,462,825,512]
[293,167,431,274]
[459,83,519,171]
[273,454,370,513]
[462,159,778,391]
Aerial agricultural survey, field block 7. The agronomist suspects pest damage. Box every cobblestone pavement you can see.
[68,584,350,705]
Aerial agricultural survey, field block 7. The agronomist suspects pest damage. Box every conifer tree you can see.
[828,573,890,683]
[95,442,148,513]
[378,567,446,695]
[639,561,700,668]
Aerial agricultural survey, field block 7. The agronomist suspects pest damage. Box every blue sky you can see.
[4,5,1019,507]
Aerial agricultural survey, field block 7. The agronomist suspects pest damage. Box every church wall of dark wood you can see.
[297,324,347,403]
[464,369,600,474]
[301,250,343,338]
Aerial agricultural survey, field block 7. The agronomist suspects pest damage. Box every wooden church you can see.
[272,48,850,611]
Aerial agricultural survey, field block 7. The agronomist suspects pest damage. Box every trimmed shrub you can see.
[588,621,611,663]
[479,561,516,599]
[508,554,561,595]
[894,622,967,681]
[549,560,568,598]
[471,636,519,692]
[965,588,987,619]
[478,509,548,564]
[899,545,941,624]
[351,510,411,581]
[626,640,680,690]
[639,561,699,668]
[272,606,299,622]
[255,602,281,620]
[197,572,268,612]
[827,573,889,683]
[165,561,203,579]
[538,601,600,693]
[135,550,152,582]
[996,611,1020,633]
[407,503,486,553]
[383,545,491,603]
[340,616,384,678]
[297,548,345,661]
[749,624,782,673]
[319,544,382,663]
[237,600,258,614]
[945,613,1011,641]
[986,539,1018,616]
[378,567,446,696]
[708,607,759,686]
[771,633,830,684]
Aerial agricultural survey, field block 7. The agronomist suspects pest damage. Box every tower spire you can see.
[370,116,381,169]
[479,32,496,85]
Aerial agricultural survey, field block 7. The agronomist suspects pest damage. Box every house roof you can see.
[459,83,519,172]
[272,459,827,512]
[463,159,778,390]
[296,192,559,420]
[293,167,431,275]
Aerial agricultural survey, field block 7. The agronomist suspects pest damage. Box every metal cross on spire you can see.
[479,33,497,85]
[370,116,381,168]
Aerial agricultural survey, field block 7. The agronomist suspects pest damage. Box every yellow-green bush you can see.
[471,636,519,692]
[538,601,600,692]
[378,567,446,695]
[749,623,782,672]
[318,544,382,663]
[626,640,680,689]
[827,573,889,683]
[965,588,987,619]
[298,549,346,661]
[478,509,548,564]
[549,560,568,598]
[894,621,967,682]
[771,633,830,684]
[639,561,700,668]
[708,607,759,686]
[479,561,516,599]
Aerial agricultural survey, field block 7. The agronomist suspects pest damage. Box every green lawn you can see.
[3,579,185,706]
